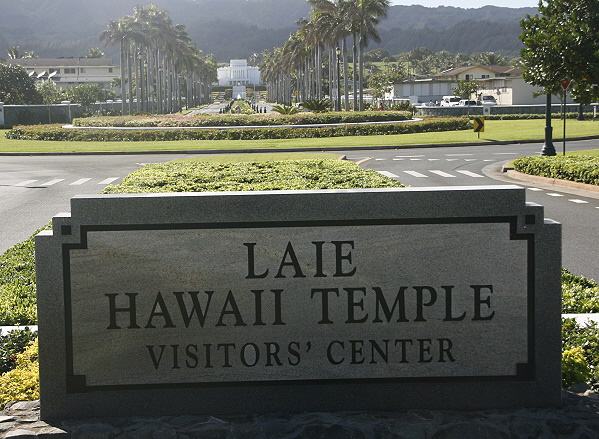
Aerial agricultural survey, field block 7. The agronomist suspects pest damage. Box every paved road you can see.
[342,140,599,281]
[1,140,597,281]
[0,154,198,253]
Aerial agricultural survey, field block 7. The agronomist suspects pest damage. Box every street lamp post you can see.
[541,93,556,156]
[336,47,341,112]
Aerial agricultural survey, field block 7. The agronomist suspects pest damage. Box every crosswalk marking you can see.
[430,170,456,178]
[377,171,399,178]
[456,170,484,178]
[403,171,428,178]
[70,178,92,186]
[98,178,119,185]
[569,199,589,204]
[14,180,38,187]
[40,179,65,187]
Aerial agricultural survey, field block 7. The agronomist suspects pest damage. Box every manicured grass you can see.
[1,119,598,153]
[568,148,599,157]
[171,152,341,163]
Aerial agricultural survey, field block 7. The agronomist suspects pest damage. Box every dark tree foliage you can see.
[520,0,599,103]
[0,64,42,104]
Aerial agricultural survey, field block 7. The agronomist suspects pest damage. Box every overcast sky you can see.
[389,0,538,8]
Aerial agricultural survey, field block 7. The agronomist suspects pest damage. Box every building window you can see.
[465,74,471,80]
[80,68,86,73]
[108,68,113,73]
[64,68,75,74]
[481,75,489,79]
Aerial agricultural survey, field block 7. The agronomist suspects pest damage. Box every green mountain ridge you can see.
[0,0,536,61]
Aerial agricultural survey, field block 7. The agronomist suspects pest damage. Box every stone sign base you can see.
[35,186,561,420]
[4,392,599,439]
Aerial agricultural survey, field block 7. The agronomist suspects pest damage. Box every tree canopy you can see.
[520,0,599,103]
[0,64,41,104]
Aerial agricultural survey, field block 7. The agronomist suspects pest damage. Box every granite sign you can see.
[35,186,562,419]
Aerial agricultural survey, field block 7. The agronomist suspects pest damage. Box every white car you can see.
[480,95,497,105]
[440,96,460,106]
[458,99,478,106]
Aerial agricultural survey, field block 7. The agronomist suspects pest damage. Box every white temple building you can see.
[217,59,261,87]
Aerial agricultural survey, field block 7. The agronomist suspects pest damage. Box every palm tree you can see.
[7,46,20,60]
[86,48,105,58]
[355,0,390,110]
[100,20,129,114]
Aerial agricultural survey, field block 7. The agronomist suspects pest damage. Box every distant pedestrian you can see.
[379,103,384,111]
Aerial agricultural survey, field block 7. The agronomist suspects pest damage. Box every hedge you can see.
[72,111,411,128]
[0,340,39,405]
[102,159,404,194]
[0,225,47,325]
[562,319,599,390]
[512,155,599,186]
[563,268,599,313]
[483,112,596,120]
[5,118,470,142]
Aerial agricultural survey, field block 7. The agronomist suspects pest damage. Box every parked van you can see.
[440,96,460,106]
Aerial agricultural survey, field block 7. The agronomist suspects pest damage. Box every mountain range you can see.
[0,0,537,62]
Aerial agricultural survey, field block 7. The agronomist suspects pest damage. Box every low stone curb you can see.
[504,168,599,194]
[2,392,599,439]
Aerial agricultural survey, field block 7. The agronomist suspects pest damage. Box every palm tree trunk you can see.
[120,40,126,115]
[358,36,364,111]
[127,45,134,115]
[352,33,358,111]
[342,38,349,111]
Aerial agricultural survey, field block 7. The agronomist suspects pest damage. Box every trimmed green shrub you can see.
[562,346,591,388]
[562,318,599,390]
[513,155,599,186]
[5,118,471,142]
[71,111,411,128]
[103,159,404,194]
[0,328,37,374]
[0,225,49,325]
[0,340,39,405]
[562,268,599,313]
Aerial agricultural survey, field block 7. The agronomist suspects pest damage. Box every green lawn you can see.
[1,119,598,153]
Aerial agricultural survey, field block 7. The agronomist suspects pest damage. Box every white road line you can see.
[483,159,494,162]
[375,158,386,161]
[428,158,440,161]
[430,170,456,178]
[446,159,459,161]
[446,153,474,156]
[569,199,589,204]
[40,179,65,186]
[493,153,519,155]
[98,178,119,185]
[547,193,564,197]
[527,188,543,191]
[377,171,399,178]
[403,171,428,178]
[393,158,405,161]
[395,155,424,158]
[14,180,38,187]
[70,178,92,185]
[410,158,423,161]
[464,159,478,162]
[456,170,485,178]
